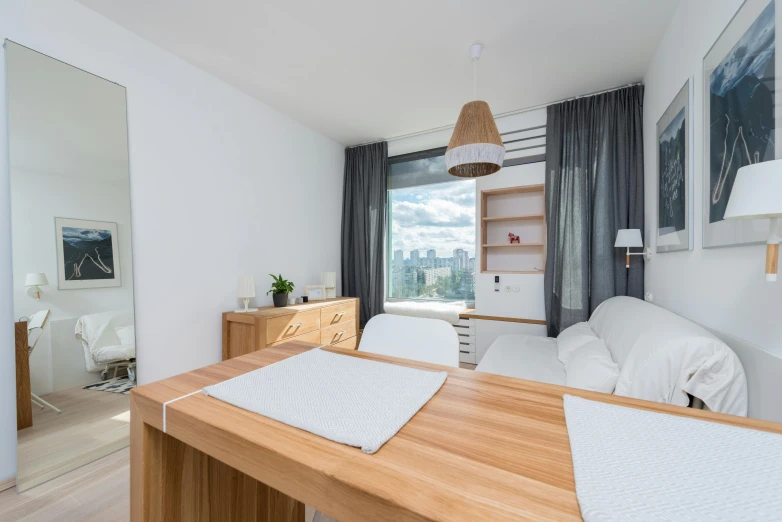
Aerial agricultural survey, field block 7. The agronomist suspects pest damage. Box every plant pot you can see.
[272,293,288,307]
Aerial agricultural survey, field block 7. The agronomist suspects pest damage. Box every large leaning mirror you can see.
[6,41,136,492]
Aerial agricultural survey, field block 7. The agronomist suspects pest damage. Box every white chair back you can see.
[26,309,51,354]
[359,314,459,368]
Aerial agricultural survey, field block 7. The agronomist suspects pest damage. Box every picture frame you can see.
[55,217,122,289]
[657,78,694,253]
[702,0,776,248]
[305,285,326,301]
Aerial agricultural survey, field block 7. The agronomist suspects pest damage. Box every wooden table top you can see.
[131,341,782,522]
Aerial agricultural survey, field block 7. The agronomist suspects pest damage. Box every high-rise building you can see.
[393,249,404,268]
[426,249,436,267]
[422,267,451,286]
[410,250,420,266]
[453,248,470,272]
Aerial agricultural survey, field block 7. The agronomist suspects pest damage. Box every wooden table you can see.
[131,341,782,521]
[15,321,32,430]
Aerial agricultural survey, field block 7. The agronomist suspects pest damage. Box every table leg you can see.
[131,395,304,522]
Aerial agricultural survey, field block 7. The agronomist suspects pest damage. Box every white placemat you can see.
[563,395,782,521]
[203,348,447,454]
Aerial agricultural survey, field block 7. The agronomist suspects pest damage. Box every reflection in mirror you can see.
[6,41,136,492]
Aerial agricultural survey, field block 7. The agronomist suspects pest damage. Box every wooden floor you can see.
[16,386,130,492]
[0,446,319,522]
[0,448,129,522]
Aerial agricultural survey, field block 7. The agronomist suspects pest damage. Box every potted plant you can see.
[267,274,294,307]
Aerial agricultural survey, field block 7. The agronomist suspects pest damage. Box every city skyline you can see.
[390,179,476,258]
[393,247,475,262]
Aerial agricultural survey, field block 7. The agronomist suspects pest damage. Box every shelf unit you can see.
[480,184,546,274]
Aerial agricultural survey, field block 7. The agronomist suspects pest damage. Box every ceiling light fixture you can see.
[445,43,505,178]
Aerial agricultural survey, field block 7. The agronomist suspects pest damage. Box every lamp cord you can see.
[473,59,477,100]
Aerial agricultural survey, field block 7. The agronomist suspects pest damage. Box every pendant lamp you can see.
[445,43,505,178]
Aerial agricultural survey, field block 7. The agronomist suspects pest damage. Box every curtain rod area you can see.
[346,81,641,149]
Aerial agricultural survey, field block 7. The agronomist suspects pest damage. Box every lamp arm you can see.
[767,217,779,282]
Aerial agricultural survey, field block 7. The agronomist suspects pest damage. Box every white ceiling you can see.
[75,0,679,146]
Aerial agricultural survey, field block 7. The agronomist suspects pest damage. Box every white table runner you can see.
[563,395,782,521]
[203,348,447,454]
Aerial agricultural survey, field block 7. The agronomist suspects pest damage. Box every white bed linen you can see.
[203,348,447,454]
[564,395,782,521]
[589,297,748,416]
[475,334,565,386]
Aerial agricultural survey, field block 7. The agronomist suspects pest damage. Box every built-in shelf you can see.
[482,214,544,222]
[482,243,544,248]
[480,183,546,273]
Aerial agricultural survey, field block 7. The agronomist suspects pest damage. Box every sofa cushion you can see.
[557,322,599,364]
[565,339,620,393]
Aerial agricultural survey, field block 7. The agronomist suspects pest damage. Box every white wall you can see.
[474,162,548,362]
[390,109,548,363]
[0,0,344,484]
[11,170,135,395]
[643,0,782,359]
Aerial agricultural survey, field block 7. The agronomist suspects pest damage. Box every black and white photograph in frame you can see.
[657,78,693,253]
[703,0,777,248]
[55,217,122,289]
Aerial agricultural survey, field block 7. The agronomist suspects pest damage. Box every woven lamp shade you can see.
[445,100,505,178]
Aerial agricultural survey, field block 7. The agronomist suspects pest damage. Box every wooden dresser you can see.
[222,297,360,360]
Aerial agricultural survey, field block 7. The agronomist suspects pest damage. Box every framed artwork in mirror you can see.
[703,0,777,248]
[55,217,122,289]
[657,78,694,253]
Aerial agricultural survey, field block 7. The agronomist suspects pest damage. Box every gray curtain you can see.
[544,85,644,337]
[341,142,388,328]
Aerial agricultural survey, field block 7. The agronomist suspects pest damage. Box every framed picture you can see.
[305,285,326,301]
[657,78,694,253]
[55,218,121,289]
[703,0,776,248]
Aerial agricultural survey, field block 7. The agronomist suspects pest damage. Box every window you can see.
[387,149,476,302]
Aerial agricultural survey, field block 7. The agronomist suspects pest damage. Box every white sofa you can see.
[476,296,748,416]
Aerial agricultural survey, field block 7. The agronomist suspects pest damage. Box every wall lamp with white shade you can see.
[25,272,48,300]
[724,160,782,282]
[614,229,651,268]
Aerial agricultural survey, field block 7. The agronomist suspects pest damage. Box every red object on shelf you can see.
[508,233,520,244]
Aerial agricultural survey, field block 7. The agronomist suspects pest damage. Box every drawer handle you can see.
[336,312,345,316]
[288,323,303,328]
[337,331,346,335]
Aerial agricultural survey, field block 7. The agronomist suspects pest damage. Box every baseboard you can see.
[0,476,15,493]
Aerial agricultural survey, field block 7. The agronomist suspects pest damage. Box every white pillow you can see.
[557,322,599,364]
[115,325,136,346]
[565,339,620,393]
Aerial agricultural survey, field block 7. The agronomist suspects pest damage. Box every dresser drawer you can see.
[459,351,477,364]
[270,329,321,347]
[320,301,355,327]
[321,318,356,346]
[333,336,358,350]
[266,310,321,345]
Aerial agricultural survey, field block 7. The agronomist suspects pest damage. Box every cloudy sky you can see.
[390,179,476,260]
